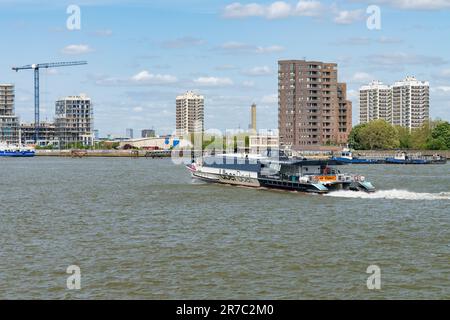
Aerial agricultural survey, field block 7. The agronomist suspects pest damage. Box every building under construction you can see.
[55,94,94,148]
[0,84,20,144]
[20,122,57,146]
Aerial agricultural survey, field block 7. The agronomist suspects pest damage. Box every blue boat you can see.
[385,152,429,165]
[331,149,382,164]
[0,143,36,157]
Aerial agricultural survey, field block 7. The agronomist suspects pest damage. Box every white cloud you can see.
[223,2,265,18]
[242,80,255,87]
[161,36,206,49]
[295,0,323,17]
[133,106,143,112]
[193,77,234,87]
[131,70,178,84]
[218,42,284,54]
[333,9,364,24]
[261,94,278,104]
[61,44,94,55]
[374,0,450,10]
[255,45,285,53]
[347,89,359,101]
[95,70,178,86]
[367,53,447,66]
[215,64,238,71]
[332,36,403,46]
[267,1,292,19]
[223,1,324,19]
[441,69,450,77]
[243,66,273,76]
[351,72,374,83]
[44,69,60,75]
[93,29,113,37]
[433,86,450,93]
[219,42,245,50]
[223,1,369,25]
[431,68,450,84]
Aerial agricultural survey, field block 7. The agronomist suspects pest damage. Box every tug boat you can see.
[0,142,35,157]
[331,149,382,164]
[384,152,445,165]
[186,153,375,194]
[422,154,447,164]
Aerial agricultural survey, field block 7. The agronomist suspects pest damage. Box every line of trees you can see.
[348,119,450,150]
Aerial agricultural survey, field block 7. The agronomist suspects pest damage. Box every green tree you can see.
[428,121,450,150]
[348,123,368,150]
[411,122,432,149]
[358,120,400,150]
[396,126,412,149]
[426,138,447,150]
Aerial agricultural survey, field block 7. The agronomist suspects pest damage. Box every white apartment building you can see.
[55,94,94,147]
[359,76,430,130]
[359,81,392,124]
[392,76,429,130]
[176,91,204,136]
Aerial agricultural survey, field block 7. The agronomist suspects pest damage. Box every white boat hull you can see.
[189,165,261,187]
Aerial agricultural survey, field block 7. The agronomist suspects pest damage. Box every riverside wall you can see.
[35,149,450,159]
[35,150,172,157]
[354,150,450,159]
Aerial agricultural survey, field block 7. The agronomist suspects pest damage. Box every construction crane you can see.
[12,61,88,143]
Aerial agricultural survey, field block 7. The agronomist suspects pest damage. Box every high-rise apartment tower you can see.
[359,77,429,130]
[176,91,204,136]
[278,60,352,149]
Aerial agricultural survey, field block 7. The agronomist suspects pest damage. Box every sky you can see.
[0,0,449,137]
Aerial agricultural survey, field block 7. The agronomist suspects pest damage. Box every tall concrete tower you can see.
[250,103,257,132]
[176,91,204,136]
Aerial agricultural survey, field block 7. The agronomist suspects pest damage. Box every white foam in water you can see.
[325,189,450,201]
[191,179,207,185]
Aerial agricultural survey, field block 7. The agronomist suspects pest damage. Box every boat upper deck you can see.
[200,154,344,172]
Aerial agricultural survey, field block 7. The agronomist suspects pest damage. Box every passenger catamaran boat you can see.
[186,153,375,194]
[0,142,36,157]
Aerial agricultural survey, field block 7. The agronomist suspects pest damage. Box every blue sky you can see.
[0,0,449,137]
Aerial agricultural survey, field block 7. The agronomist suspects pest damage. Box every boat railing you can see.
[259,172,356,184]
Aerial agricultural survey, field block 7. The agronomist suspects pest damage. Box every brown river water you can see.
[0,157,449,299]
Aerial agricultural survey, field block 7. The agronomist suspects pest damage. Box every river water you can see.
[0,157,449,299]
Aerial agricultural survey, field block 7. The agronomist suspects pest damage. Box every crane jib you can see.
[10,61,88,143]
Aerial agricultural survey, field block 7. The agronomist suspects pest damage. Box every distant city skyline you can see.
[0,0,449,136]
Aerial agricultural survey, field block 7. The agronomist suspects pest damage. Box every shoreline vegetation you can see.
[349,120,450,151]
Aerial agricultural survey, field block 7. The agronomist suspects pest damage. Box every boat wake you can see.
[325,189,450,201]
[191,178,207,185]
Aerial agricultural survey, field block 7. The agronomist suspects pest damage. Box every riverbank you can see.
[36,149,172,158]
[35,149,450,159]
